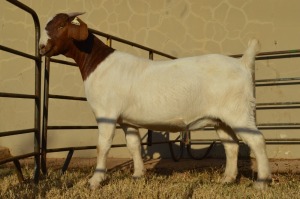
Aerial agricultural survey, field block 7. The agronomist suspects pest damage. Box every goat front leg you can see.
[123,127,144,178]
[89,119,116,190]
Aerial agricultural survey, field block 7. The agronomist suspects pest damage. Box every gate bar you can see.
[0,45,39,61]
[1,0,42,184]
[0,128,38,137]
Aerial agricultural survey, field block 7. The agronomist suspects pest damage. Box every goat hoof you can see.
[253,179,271,190]
[220,176,236,184]
[89,179,100,190]
[253,182,267,190]
[132,171,144,179]
[88,175,106,190]
[132,175,143,180]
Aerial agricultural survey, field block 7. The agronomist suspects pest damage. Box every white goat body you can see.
[85,52,254,132]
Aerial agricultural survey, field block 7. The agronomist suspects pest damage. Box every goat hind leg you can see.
[233,126,271,189]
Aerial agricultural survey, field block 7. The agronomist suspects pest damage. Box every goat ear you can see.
[68,17,89,41]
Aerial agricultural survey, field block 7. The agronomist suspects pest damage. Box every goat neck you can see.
[64,32,115,80]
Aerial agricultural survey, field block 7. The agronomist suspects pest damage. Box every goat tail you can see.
[241,39,260,70]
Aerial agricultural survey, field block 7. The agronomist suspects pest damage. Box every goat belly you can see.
[119,117,187,132]
[119,116,217,132]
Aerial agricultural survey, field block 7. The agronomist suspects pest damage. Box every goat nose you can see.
[39,44,45,50]
[39,43,48,56]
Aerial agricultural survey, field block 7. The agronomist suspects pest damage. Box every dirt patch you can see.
[0,146,12,160]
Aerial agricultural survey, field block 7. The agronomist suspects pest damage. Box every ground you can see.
[1,157,300,198]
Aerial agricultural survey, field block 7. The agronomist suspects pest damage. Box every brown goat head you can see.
[39,12,88,57]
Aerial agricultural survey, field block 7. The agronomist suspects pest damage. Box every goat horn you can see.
[67,12,86,18]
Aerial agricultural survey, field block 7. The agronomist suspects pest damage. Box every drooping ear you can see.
[67,13,88,41]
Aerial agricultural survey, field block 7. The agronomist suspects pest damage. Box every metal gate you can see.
[0,0,41,183]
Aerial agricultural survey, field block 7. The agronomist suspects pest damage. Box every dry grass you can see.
[1,161,300,199]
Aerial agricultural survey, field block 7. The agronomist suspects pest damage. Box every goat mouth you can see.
[39,48,51,56]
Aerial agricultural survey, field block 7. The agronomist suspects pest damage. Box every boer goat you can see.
[39,12,271,189]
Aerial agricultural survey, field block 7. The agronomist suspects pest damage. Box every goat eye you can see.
[58,23,66,30]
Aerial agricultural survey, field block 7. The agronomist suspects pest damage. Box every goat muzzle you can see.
[39,43,50,56]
